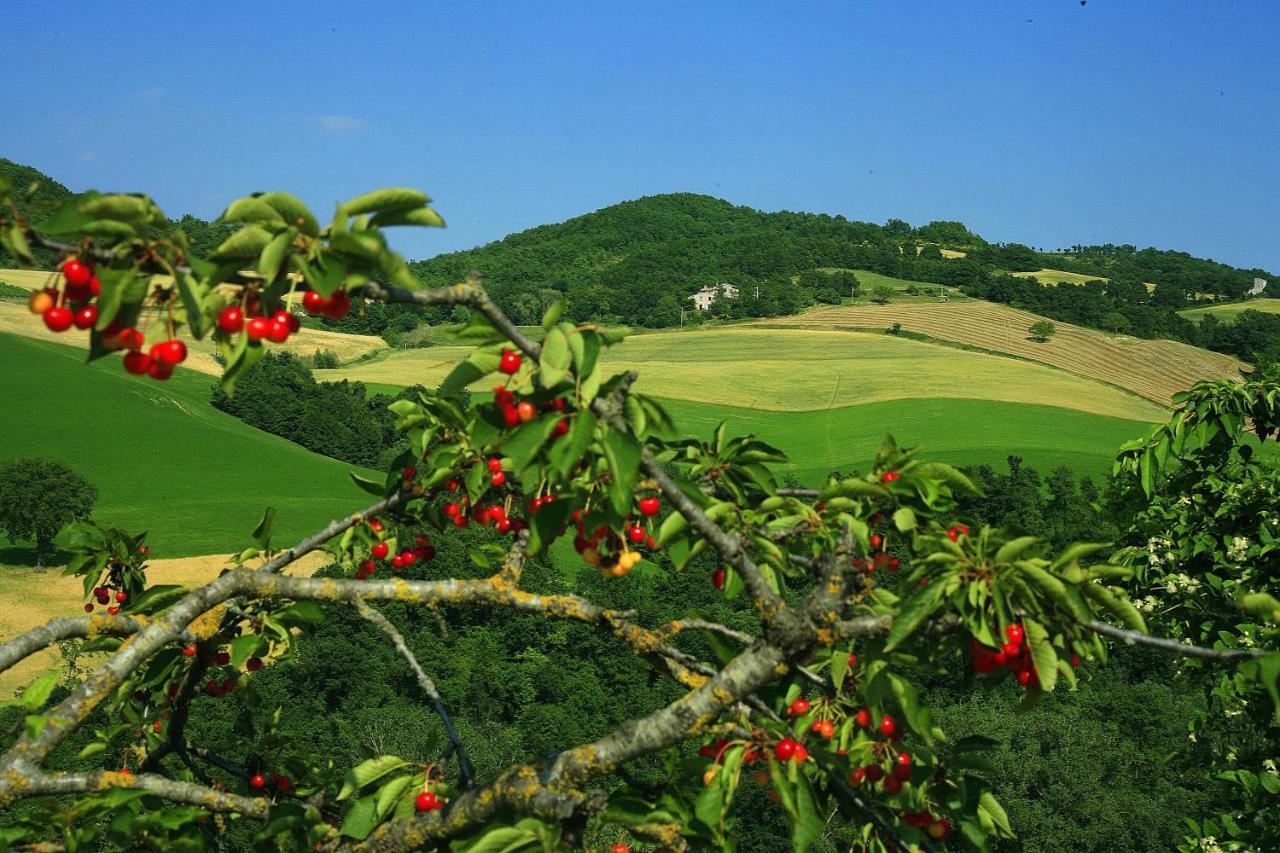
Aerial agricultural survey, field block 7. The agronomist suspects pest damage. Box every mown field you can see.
[760,301,1243,407]
[317,327,1167,421]
[1179,298,1280,323]
[1010,268,1108,285]
[0,332,372,558]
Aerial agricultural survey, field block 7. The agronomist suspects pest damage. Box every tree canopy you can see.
[0,458,97,565]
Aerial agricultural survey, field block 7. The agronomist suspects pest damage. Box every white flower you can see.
[1263,758,1277,774]
[1226,536,1250,562]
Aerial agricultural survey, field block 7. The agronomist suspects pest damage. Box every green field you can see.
[1010,268,1108,286]
[0,333,371,559]
[1178,298,1280,323]
[657,397,1147,483]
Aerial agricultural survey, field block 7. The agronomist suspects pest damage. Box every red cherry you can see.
[491,471,506,486]
[391,554,405,569]
[302,290,327,314]
[182,644,197,657]
[268,319,290,343]
[73,305,98,330]
[610,846,630,853]
[215,650,231,666]
[443,502,460,518]
[415,791,437,812]
[453,514,469,528]
[498,348,522,374]
[638,497,660,517]
[246,316,271,341]
[371,542,389,560]
[119,327,144,351]
[864,764,884,783]
[106,605,119,615]
[62,258,93,288]
[552,418,569,437]
[274,775,292,792]
[850,767,867,786]
[218,306,245,335]
[402,466,417,481]
[788,698,811,716]
[712,567,725,590]
[487,457,503,473]
[947,524,970,541]
[855,707,872,728]
[246,656,264,672]
[1071,654,1082,668]
[870,533,882,549]
[774,738,797,761]
[250,773,266,789]
[83,603,94,613]
[158,339,187,365]
[1005,623,1025,645]
[896,752,911,767]
[1017,670,1032,687]
[848,652,857,667]
[89,274,101,296]
[881,471,901,483]
[883,776,903,794]
[148,359,173,381]
[792,743,809,763]
[115,591,127,603]
[323,290,350,319]
[879,715,897,737]
[43,306,73,332]
[122,350,150,375]
[496,517,512,533]
[368,517,385,532]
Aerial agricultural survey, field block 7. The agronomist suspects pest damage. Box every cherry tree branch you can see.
[1083,618,1266,662]
[354,599,474,788]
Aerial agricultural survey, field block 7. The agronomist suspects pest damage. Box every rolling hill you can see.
[0,332,373,559]
[1179,298,1280,323]
[758,300,1244,407]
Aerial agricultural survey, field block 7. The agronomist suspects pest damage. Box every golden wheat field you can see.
[0,552,330,694]
[759,301,1243,406]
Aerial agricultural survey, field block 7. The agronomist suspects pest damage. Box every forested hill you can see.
[408,191,1273,328]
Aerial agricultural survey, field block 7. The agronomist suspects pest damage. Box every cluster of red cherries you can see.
[970,623,1081,689]
[492,384,571,437]
[572,497,660,576]
[177,642,265,699]
[354,518,440,579]
[84,584,127,615]
[30,257,191,380]
[248,771,293,796]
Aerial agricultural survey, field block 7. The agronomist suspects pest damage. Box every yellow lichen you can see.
[188,606,227,640]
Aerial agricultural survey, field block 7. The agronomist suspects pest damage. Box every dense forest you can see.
[5,157,1276,362]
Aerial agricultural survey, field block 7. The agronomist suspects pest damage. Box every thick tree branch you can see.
[17,769,269,818]
[0,615,195,677]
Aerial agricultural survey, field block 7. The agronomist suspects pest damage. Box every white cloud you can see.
[309,114,367,134]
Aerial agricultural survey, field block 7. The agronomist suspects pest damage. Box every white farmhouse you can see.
[1250,277,1268,296]
[689,282,739,311]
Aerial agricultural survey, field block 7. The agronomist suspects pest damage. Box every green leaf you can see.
[275,601,325,626]
[257,229,293,282]
[1023,619,1058,692]
[369,206,445,229]
[892,506,917,533]
[441,349,502,395]
[538,327,570,388]
[252,507,276,549]
[256,191,319,236]
[219,196,287,227]
[339,795,378,839]
[338,756,410,801]
[601,431,642,517]
[978,790,1014,837]
[18,671,59,712]
[541,300,565,330]
[210,225,272,262]
[884,578,946,651]
[351,471,392,497]
[122,585,187,616]
[995,536,1039,563]
[342,188,430,216]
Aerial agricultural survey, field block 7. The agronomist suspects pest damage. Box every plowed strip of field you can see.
[758,302,1243,407]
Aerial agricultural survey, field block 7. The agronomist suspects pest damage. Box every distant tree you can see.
[1102,311,1132,334]
[917,244,943,261]
[1029,319,1057,342]
[0,458,97,567]
[870,285,894,304]
[883,217,913,237]
[888,322,903,335]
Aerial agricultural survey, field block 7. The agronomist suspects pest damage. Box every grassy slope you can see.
[317,328,1166,421]
[658,397,1146,483]
[1178,298,1280,323]
[1010,268,1108,285]
[0,333,371,559]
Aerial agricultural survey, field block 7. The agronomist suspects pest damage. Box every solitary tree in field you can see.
[1101,311,1131,334]
[0,458,97,568]
[0,175,1277,852]
[870,285,894,305]
[1028,319,1056,342]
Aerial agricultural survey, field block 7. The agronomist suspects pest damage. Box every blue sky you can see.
[2,1,1277,271]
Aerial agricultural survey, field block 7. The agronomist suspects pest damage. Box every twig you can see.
[354,599,474,788]
[1083,619,1266,662]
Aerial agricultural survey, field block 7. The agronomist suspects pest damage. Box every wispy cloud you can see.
[309,114,367,134]
[132,87,166,105]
